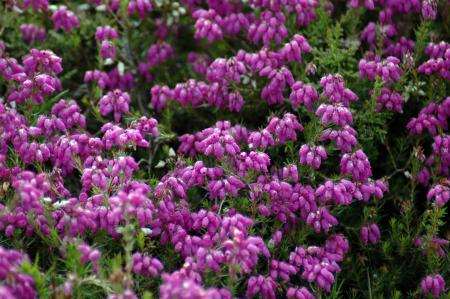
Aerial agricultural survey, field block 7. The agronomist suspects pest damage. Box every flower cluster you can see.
[98,89,131,122]
[421,274,446,298]
[418,41,449,79]
[20,24,46,44]
[0,247,36,299]
[359,54,403,83]
[0,0,449,298]
[51,7,79,33]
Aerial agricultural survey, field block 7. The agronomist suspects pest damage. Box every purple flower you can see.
[100,40,116,61]
[138,62,153,83]
[78,243,101,271]
[132,252,164,277]
[289,243,344,292]
[147,42,174,67]
[432,135,450,168]
[427,183,450,207]
[221,13,250,36]
[187,53,211,76]
[266,113,303,144]
[286,287,315,299]
[385,37,415,58]
[420,274,446,298]
[108,289,139,299]
[22,0,48,11]
[23,49,63,75]
[248,11,288,45]
[340,149,372,182]
[128,0,152,19]
[160,270,230,299]
[101,123,150,150]
[358,179,388,201]
[321,126,358,152]
[415,235,449,257]
[418,48,450,80]
[193,9,223,43]
[51,7,79,33]
[246,275,278,299]
[376,88,404,112]
[154,176,188,200]
[108,68,135,91]
[236,47,282,74]
[150,84,173,112]
[407,102,445,136]
[299,144,327,169]
[129,116,159,138]
[278,34,312,64]
[425,41,450,59]
[95,26,119,40]
[8,72,62,104]
[360,223,381,245]
[207,176,245,199]
[0,247,36,299]
[236,151,271,175]
[20,24,46,44]
[280,164,299,182]
[306,207,338,233]
[206,57,246,84]
[261,66,294,105]
[417,168,431,186]
[292,0,320,26]
[320,74,358,107]
[270,259,297,282]
[316,179,360,205]
[290,81,319,111]
[84,70,110,90]
[197,127,240,159]
[316,104,353,127]
[248,129,275,150]
[348,0,375,9]
[98,89,130,122]
[359,54,403,83]
[173,79,209,107]
[421,0,437,20]
[270,230,283,246]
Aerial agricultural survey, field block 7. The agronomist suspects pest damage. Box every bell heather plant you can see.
[0,0,449,298]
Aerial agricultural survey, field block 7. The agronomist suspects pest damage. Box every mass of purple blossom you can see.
[0,0,449,298]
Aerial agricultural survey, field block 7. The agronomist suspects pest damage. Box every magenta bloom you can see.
[278,34,312,64]
[192,9,223,43]
[320,74,358,107]
[360,223,381,245]
[0,247,36,299]
[22,0,48,11]
[376,88,404,112]
[98,89,130,122]
[340,149,372,182]
[100,40,116,61]
[132,252,164,277]
[51,7,79,33]
[95,26,119,40]
[421,274,446,298]
[299,144,327,169]
[316,104,353,127]
[128,0,153,19]
[290,81,319,111]
[20,24,46,44]
[248,11,288,45]
[427,183,450,207]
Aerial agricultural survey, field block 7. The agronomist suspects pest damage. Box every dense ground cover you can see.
[0,0,449,298]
